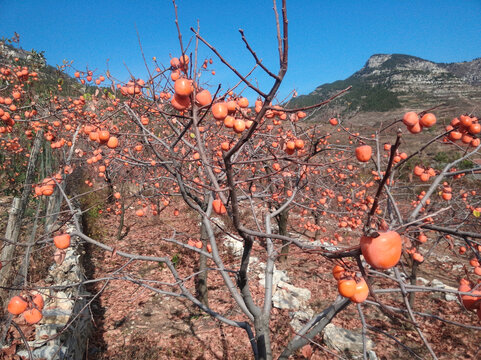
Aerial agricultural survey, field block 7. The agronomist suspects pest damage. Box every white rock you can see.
[445,291,458,302]
[452,264,463,271]
[290,308,315,333]
[417,277,430,286]
[223,234,244,256]
[323,323,374,354]
[258,266,289,291]
[248,256,259,266]
[42,308,72,325]
[431,279,445,288]
[272,281,311,310]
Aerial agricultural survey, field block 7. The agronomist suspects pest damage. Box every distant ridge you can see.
[288,54,481,115]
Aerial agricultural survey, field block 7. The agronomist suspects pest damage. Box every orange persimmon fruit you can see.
[360,231,402,270]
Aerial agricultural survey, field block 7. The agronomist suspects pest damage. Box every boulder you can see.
[323,323,375,355]
[223,234,244,256]
[290,308,315,333]
[430,279,458,302]
[258,263,289,290]
[272,281,311,310]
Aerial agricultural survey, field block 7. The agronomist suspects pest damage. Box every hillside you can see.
[288,54,481,116]
[0,41,104,98]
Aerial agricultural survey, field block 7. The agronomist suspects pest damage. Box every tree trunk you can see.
[45,181,63,233]
[117,199,126,241]
[277,209,289,263]
[195,219,209,306]
[255,316,272,360]
[409,259,419,307]
[313,211,320,240]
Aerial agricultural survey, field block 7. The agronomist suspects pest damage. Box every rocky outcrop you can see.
[357,54,481,101]
[289,53,481,114]
[0,42,46,66]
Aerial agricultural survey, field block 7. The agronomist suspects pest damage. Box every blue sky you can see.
[1,0,480,102]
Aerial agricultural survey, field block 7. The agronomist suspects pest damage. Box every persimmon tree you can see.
[1,1,481,359]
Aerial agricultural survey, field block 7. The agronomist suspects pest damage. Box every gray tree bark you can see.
[195,218,209,306]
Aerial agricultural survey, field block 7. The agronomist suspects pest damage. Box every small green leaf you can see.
[171,254,180,267]
[473,210,480,218]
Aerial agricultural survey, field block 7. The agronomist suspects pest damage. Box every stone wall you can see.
[16,209,92,359]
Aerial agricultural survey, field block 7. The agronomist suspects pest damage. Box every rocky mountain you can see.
[288,54,481,115]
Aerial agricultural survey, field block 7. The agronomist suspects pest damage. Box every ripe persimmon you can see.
[338,279,356,298]
[413,253,425,264]
[449,131,462,141]
[407,122,423,134]
[170,57,180,68]
[459,115,472,128]
[468,123,480,135]
[332,265,345,280]
[212,102,228,120]
[221,141,230,151]
[32,294,44,310]
[170,70,181,81]
[98,130,110,143]
[403,112,419,127]
[174,78,193,97]
[237,97,249,108]
[233,120,246,133]
[195,89,212,106]
[171,94,191,111]
[355,145,372,162]
[420,173,430,182]
[42,186,54,196]
[107,136,119,149]
[7,296,28,315]
[294,139,304,150]
[23,308,43,324]
[89,131,99,142]
[350,278,369,303]
[459,283,481,310]
[53,234,71,249]
[226,100,237,113]
[442,192,452,201]
[297,111,306,119]
[179,54,189,67]
[360,231,402,270]
[286,141,296,151]
[413,166,424,176]
[223,115,235,128]
[212,199,227,215]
